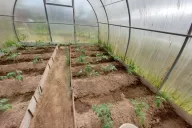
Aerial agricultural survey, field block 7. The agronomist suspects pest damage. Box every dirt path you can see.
[30,47,73,128]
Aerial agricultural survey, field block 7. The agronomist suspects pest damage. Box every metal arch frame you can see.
[72,0,76,43]
[86,0,100,42]
[43,0,53,42]
[99,0,110,44]
[124,0,132,61]
[13,0,20,42]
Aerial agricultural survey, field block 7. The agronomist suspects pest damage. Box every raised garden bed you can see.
[0,46,54,128]
[70,44,191,128]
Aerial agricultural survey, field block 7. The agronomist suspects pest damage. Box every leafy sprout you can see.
[0,98,12,111]
[76,64,100,77]
[131,100,149,126]
[155,92,168,108]
[6,70,23,81]
[102,64,117,72]
[33,56,43,64]
[76,55,87,63]
[96,53,108,61]
[93,104,113,128]
[0,76,8,81]
[7,53,20,62]
[7,72,17,79]
[127,63,136,74]
[76,47,85,55]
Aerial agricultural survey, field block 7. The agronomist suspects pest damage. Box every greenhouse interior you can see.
[0,0,192,128]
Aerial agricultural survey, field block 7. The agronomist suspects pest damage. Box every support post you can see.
[72,0,76,43]
[123,0,132,61]
[13,0,20,42]
[43,0,53,42]
[158,23,192,91]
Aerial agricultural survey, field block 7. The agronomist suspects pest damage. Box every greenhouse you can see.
[0,0,192,128]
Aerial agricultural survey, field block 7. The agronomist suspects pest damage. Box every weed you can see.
[33,56,43,64]
[127,63,136,74]
[93,104,113,128]
[102,64,117,72]
[131,100,149,126]
[77,55,87,63]
[0,98,12,111]
[7,53,20,62]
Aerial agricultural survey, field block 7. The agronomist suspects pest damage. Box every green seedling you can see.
[102,64,117,72]
[76,69,84,77]
[6,70,23,81]
[0,48,10,55]
[77,55,87,63]
[131,100,149,126]
[7,72,17,79]
[76,47,85,55]
[90,70,100,76]
[84,64,93,73]
[0,98,12,111]
[7,53,20,62]
[96,53,108,61]
[36,40,44,47]
[93,104,113,128]
[155,92,168,108]
[0,76,8,81]
[33,56,43,64]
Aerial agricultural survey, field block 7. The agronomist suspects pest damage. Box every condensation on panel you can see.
[162,39,192,114]
[109,25,128,58]
[88,0,107,23]
[129,0,192,34]
[50,24,74,43]
[126,29,184,88]
[0,17,15,47]
[75,0,98,26]
[0,0,15,15]
[105,0,129,26]
[15,0,46,22]
[15,23,50,42]
[99,23,108,43]
[76,25,98,43]
[46,0,72,6]
[47,5,73,24]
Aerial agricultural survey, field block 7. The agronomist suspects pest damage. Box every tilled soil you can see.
[70,45,191,128]
[0,46,54,128]
[30,47,74,128]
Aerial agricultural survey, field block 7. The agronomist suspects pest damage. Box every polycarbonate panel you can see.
[50,24,74,43]
[0,17,15,47]
[129,0,192,34]
[126,29,184,88]
[102,0,124,5]
[15,0,46,22]
[46,0,72,6]
[76,25,98,43]
[99,23,108,43]
[75,0,98,26]
[88,0,107,23]
[105,0,129,25]
[47,5,73,24]
[15,23,50,42]
[162,39,192,114]
[0,0,15,15]
[109,25,128,58]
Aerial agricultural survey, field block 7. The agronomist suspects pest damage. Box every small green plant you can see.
[6,70,23,81]
[76,64,100,77]
[155,92,168,108]
[84,64,93,73]
[36,40,44,47]
[7,53,20,62]
[77,55,87,63]
[7,72,17,79]
[102,64,117,72]
[0,48,10,55]
[93,104,113,128]
[96,53,108,61]
[33,56,43,64]
[76,69,84,77]
[0,98,12,111]
[127,63,136,74]
[131,100,149,126]
[76,47,85,55]
[90,70,100,76]
[0,76,8,81]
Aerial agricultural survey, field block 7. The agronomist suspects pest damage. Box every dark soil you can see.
[70,45,191,128]
[0,46,54,128]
